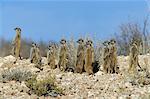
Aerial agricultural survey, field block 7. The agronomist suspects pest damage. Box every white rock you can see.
[0,63,3,67]
[95,71,103,76]
[131,94,140,99]
[125,82,132,88]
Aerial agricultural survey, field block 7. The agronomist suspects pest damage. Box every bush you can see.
[0,67,32,82]
[25,75,63,97]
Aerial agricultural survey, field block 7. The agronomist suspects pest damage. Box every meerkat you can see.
[128,40,139,74]
[102,41,111,74]
[76,38,85,73]
[84,40,94,75]
[36,45,42,66]
[58,39,68,71]
[88,40,95,63]
[29,43,42,70]
[143,57,150,78]
[29,42,38,64]
[47,45,56,69]
[109,39,118,73]
[12,27,21,63]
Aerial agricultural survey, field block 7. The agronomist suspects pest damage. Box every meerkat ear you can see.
[14,27,21,32]
[108,41,111,45]
[77,40,80,43]
[14,27,17,30]
[64,40,66,43]
[19,28,21,32]
[35,43,37,46]
[82,39,84,42]
[31,42,34,46]
[103,41,106,45]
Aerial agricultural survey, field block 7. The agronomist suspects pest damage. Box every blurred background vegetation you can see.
[1,18,150,59]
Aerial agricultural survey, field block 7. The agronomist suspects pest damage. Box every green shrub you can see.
[25,75,63,97]
[1,67,32,82]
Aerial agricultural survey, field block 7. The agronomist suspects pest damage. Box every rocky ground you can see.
[0,55,150,99]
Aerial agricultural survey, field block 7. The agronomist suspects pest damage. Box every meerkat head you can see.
[88,40,93,44]
[133,41,138,46]
[14,27,21,33]
[110,39,116,45]
[60,39,66,45]
[108,41,111,46]
[31,42,36,47]
[103,41,109,46]
[86,40,93,46]
[48,45,54,50]
[131,39,137,45]
[86,40,93,47]
[77,38,84,44]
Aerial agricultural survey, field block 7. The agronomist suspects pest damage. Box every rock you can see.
[95,71,103,76]
[19,82,29,92]
[0,55,150,98]
[131,94,139,99]
[30,94,38,98]
[118,95,128,99]
[125,82,132,88]
[0,63,3,67]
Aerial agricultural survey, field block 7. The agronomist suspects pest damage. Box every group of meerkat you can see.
[11,27,143,75]
[29,42,42,68]
[28,42,43,70]
[102,39,118,74]
[76,39,94,74]
[47,38,94,74]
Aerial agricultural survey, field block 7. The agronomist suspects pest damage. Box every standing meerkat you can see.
[128,40,139,74]
[36,45,42,66]
[102,41,111,74]
[30,43,42,70]
[88,40,95,63]
[29,42,38,64]
[76,38,85,73]
[47,45,56,69]
[12,27,21,63]
[58,39,68,71]
[84,40,94,75]
[109,39,118,73]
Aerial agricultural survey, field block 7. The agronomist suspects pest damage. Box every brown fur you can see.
[12,28,21,60]
[30,43,38,64]
[33,45,42,70]
[30,43,42,69]
[58,39,68,71]
[109,40,118,73]
[36,46,42,65]
[128,41,139,74]
[84,41,94,75]
[76,39,85,73]
[47,45,56,69]
[103,41,111,73]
